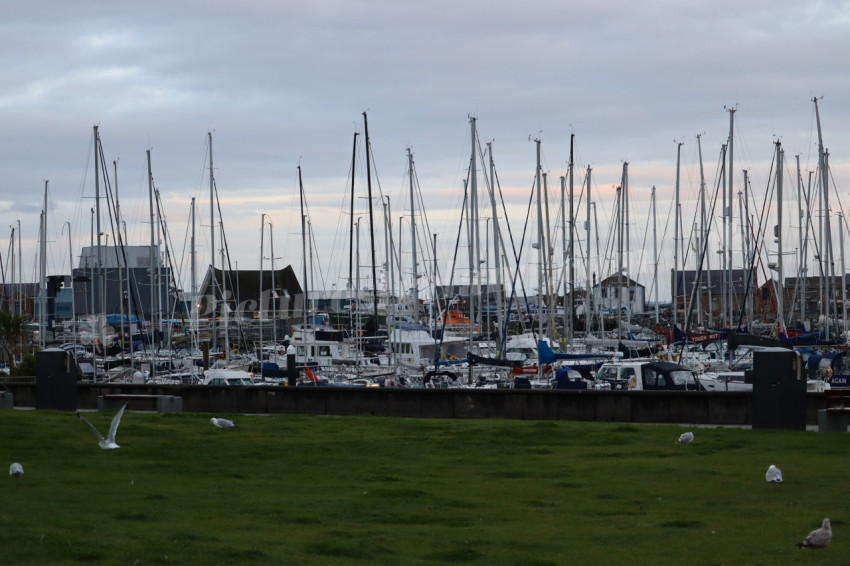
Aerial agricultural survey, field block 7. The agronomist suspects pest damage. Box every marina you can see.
[1,104,848,396]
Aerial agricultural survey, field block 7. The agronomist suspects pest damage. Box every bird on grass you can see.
[676,431,694,447]
[766,464,783,483]
[77,403,127,449]
[210,417,236,428]
[9,462,23,476]
[796,518,831,549]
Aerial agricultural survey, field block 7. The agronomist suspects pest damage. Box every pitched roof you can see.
[598,274,644,288]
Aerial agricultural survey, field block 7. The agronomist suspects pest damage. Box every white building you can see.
[592,274,646,315]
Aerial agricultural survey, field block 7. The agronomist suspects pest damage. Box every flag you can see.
[304,366,319,382]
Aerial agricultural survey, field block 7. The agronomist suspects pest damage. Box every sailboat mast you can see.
[535,138,543,379]
[220,223,229,362]
[726,108,736,328]
[208,132,216,350]
[270,221,277,346]
[382,197,392,319]
[841,213,847,338]
[93,126,105,359]
[652,185,659,324]
[407,148,419,322]
[348,132,358,293]
[63,222,76,351]
[469,117,479,347]
[696,135,706,326]
[775,142,785,334]
[673,142,682,330]
[814,98,832,335]
[362,113,379,327]
[719,144,728,325]
[560,174,567,342]
[259,213,265,356]
[147,150,157,356]
[543,173,554,339]
[113,159,126,360]
[487,142,503,346]
[737,188,746,324]
[584,166,592,344]
[623,162,631,328]
[190,197,197,354]
[796,155,805,323]
[40,180,47,349]
[567,134,575,343]
[298,166,308,330]
[155,188,163,350]
[616,184,623,334]
[17,219,22,316]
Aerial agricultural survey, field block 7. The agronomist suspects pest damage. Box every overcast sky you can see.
[2,1,848,303]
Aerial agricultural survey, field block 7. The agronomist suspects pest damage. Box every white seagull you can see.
[77,404,127,449]
[766,464,783,483]
[9,462,23,476]
[210,417,236,429]
[796,518,831,549]
[677,431,694,447]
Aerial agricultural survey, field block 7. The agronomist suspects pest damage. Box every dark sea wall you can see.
[2,382,830,426]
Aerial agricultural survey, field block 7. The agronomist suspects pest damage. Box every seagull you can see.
[9,462,23,476]
[677,431,694,447]
[766,464,783,483]
[796,518,831,549]
[77,404,127,449]
[210,417,236,429]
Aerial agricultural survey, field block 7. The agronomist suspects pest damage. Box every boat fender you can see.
[627,376,637,390]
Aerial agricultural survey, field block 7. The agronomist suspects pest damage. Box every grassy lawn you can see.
[0,409,847,565]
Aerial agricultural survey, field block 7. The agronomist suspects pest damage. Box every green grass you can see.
[1,410,847,565]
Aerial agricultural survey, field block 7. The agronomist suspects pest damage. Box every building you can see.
[71,245,172,317]
[196,266,303,320]
[673,268,751,321]
[759,275,848,322]
[593,274,646,314]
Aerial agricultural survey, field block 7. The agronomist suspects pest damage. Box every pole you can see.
[208,132,216,350]
[259,213,265,358]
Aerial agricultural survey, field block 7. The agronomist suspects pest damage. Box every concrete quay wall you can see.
[3,383,830,425]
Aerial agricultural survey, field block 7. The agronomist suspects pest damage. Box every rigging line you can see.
[681,143,726,333]
[634,194,653,300]
[404,156,436,302]
[96,139,150,355]
[155,189,183,322]
[298,181,329,293]
[411,159,437,289]
[493,164,524,285]
[494,169,535,338]
[806,167,826,282]
[829,164,847,224]
[682,145,726,336]
[500,180,537,351]
[212,178,251,352]
[600,187,619,280]
[734,145,778,328]
[175,201,193,298]
[568,170,589,286]
[434,178,469,366]
[1,230,12,291]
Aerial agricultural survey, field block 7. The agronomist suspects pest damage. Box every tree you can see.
[0,309,26,370]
